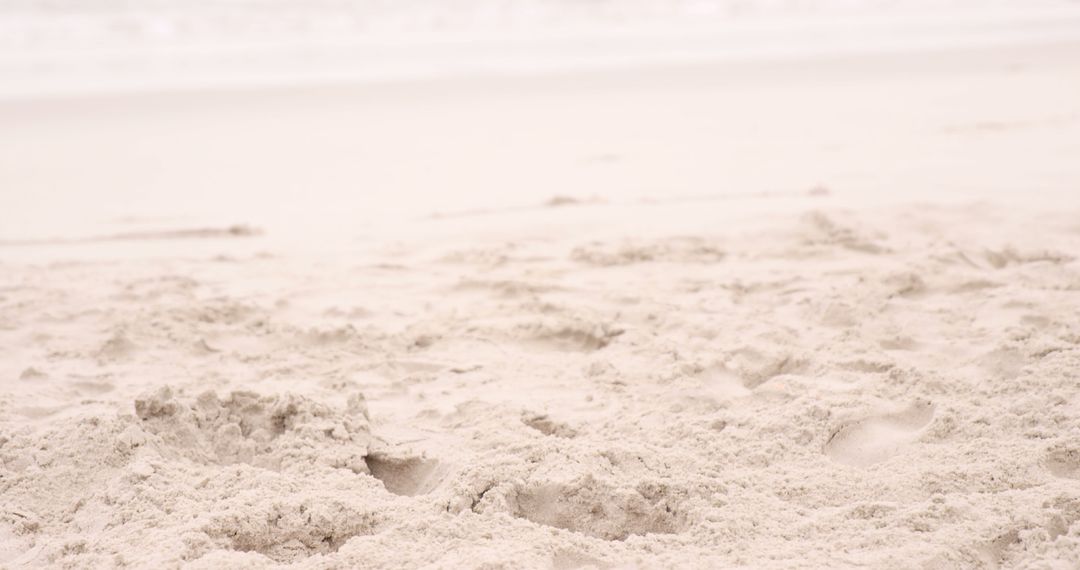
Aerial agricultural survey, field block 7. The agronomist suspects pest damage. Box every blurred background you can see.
[3,0,1077,94]
[2,0,1079,246]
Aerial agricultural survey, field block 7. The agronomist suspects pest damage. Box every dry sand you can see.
[2,23,1080,570]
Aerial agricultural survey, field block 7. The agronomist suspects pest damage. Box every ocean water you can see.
[2,0,1078,96]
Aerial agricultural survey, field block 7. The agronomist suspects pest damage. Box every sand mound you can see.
[134,386,373,473]
[0,388,393,567]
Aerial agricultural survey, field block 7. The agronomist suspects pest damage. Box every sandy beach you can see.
[2,3,1080,568]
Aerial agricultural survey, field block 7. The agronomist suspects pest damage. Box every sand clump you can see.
[133,386,374,474]
[0,387,396,566]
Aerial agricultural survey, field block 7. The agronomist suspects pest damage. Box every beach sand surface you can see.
[2,11,1080,569]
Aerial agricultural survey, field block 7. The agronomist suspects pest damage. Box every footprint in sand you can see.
[824,399,935,467]
[364,451,445,496]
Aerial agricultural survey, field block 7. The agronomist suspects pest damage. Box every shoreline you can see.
[3,5,1080,100]
[3,38,1080,246]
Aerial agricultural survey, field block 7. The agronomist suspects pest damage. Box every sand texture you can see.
[2,199,1079,569]
[3,6,1080,567]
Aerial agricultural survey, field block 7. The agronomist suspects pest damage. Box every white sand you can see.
[2,6,1080,569]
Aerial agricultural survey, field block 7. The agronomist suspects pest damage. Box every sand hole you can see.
[509,478,683,541]
[824,399,935,467]
[365,451,443,496]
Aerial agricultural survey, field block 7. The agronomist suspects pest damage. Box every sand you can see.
[4,196,1080,569]
[3,7,1080,570]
